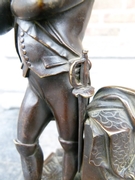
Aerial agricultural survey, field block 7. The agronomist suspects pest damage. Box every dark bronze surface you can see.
[42,149,81,180]
[83,86,135,180]
[1,1,134,180]
[70,50,94,172]
[0,0,94,180]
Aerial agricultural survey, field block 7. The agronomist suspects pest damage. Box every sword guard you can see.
[72,85,94,98]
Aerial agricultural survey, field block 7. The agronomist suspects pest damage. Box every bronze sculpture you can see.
[1,1,135,180]
[82,86,135,180]
[0,0,94,179]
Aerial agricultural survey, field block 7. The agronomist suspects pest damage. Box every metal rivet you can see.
[20,31,24,37]
[23,50,27,55]
[20,38,24,43]
[21,44,25,49]
[24,55,29,61]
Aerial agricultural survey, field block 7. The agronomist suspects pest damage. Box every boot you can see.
[14,139,43,180]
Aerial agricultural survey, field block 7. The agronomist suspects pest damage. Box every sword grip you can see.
[69,50,91,89]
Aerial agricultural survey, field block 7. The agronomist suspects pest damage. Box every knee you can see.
[59,137,78,152]
[14,139,39,157]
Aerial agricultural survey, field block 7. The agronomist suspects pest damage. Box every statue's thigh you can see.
[45,75,78,142]
[25,71,78,142]
[17,85,53,144]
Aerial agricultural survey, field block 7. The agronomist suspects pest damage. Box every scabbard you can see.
[77,95,88,172]
[70,50,95,172]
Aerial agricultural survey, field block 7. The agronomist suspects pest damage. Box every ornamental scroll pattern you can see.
[88,109,135,180]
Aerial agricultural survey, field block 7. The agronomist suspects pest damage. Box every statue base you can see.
[42,149,81,180]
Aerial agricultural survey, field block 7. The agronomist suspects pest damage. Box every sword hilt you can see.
[69,50,94,98]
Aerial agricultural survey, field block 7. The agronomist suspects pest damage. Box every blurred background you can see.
[0,0,135,179]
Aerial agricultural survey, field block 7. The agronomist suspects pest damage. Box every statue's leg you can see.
[14,140,43,180]
[59,138,78,180]
[22,71,79,180]
[43,73,79,180]
[57,95,78,180]
[15,84,53,180]
[55,94,78,180]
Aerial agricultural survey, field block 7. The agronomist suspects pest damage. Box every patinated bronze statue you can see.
[1,1,135,180]
[0,0,94,180]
